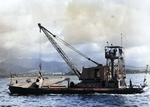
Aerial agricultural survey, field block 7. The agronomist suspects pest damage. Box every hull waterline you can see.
[9,85,144,95]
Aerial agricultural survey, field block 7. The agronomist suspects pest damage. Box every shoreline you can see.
[0,72,147,78]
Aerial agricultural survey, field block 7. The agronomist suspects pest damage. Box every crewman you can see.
[129,79,133,88]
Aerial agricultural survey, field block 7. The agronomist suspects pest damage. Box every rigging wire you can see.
[53,35,101,66]
[39,33,42,71]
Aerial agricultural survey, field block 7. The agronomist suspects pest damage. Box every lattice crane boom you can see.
[38,23,81,78]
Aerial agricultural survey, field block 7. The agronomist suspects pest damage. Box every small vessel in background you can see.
[8,23,147,95]
[141,65,149,88]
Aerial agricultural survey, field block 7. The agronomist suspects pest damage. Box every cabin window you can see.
[94,69,100,78]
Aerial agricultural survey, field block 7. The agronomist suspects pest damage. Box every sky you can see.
[0,0,150,68]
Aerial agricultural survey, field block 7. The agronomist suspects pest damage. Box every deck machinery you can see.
[38,23,126,89]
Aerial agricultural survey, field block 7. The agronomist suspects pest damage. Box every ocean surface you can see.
[0,73,150,107]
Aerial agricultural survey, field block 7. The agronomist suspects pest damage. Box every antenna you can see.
[121,33,126,47]
[107,41,109,46]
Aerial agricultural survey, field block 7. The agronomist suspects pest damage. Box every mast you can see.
[105,45,125,78]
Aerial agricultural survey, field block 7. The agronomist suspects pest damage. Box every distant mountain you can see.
[125,65,145,70]
[0,57,103,75]
[0,58,71,75]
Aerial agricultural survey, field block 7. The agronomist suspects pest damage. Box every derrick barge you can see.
[8,23,146,95]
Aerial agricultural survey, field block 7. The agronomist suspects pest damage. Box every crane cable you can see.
[39,33,42,71]
[52,35,101,66]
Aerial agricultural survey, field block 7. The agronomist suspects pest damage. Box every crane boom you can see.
[38,23,81,77]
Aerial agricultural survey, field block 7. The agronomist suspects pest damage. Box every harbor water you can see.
[0,73,150,107]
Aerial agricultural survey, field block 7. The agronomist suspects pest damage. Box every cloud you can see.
[62,1,132,45]
[0,0,67,60]
[126,46,150,67]
[61,0,150,67]
[0,0,150,67]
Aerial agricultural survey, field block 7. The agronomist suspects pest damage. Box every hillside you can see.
[0,58,71,75]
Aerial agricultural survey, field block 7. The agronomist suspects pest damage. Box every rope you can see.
[39,33,42,71]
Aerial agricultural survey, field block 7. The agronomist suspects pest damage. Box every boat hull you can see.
[9,85,144,95]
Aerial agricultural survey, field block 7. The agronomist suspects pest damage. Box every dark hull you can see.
[9,85,144,95]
